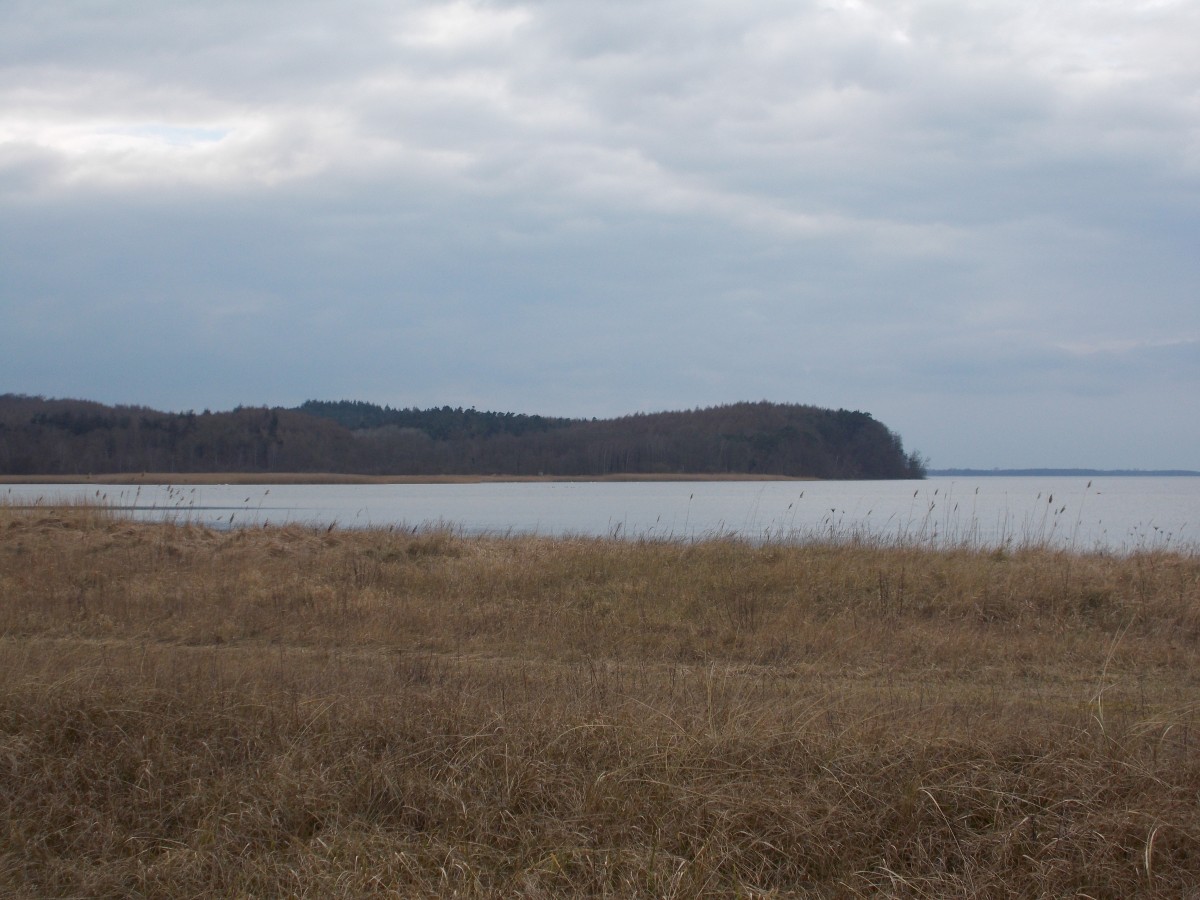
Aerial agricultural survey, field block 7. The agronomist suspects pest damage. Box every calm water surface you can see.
[6,477,1198,553]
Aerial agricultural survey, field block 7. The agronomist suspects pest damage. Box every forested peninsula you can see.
[0,395,926,479]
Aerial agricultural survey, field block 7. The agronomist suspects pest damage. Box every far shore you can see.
[0,472,811,486]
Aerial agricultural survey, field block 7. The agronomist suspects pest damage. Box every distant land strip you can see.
[0,472,811,486]
[930,468,1200,477]
[0,395,925,480]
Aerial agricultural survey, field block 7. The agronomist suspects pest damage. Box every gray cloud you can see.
[2,0,1198,467]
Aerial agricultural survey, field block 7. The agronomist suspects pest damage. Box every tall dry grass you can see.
[2,504,1200,896]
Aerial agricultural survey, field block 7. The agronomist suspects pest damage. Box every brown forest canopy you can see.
[0,395,926,479]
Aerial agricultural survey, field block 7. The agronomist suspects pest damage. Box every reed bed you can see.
[2,504,1200,896]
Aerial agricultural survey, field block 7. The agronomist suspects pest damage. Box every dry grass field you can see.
[3,503,1200,896]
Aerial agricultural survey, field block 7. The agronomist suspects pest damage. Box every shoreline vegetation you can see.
[3,503,1200,895]
[0,395,926,480]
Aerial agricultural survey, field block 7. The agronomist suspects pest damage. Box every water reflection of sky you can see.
[5,477,1197,554]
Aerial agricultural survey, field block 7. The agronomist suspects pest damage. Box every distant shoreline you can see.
[0,472,813,486]
[930,468,1200,477]
[7,469,1196,484]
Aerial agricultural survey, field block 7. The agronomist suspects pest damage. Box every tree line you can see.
[0,394,926,479]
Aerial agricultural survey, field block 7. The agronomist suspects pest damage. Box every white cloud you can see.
[395,1,533,50]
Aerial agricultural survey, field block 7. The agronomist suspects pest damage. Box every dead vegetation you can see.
[2,504,1200,896]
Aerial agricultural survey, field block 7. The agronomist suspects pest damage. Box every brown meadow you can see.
[2,503,1200,896]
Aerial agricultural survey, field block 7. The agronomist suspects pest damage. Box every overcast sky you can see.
[2,0,1198,468]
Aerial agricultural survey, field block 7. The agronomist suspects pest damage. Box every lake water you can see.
[5,477,1198,553]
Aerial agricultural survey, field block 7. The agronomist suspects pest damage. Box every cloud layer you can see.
[2,0,1198,467]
